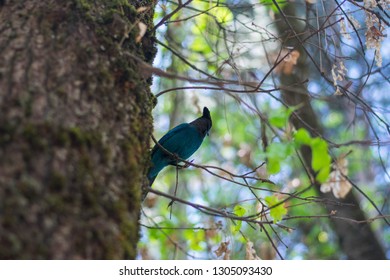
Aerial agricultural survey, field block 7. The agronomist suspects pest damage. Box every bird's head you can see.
[202,107,212,136]
[190,107,212,137]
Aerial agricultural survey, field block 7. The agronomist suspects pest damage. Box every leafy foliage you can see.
[264,195,287,223]
[294,128,332,183]
[140,0,390,260]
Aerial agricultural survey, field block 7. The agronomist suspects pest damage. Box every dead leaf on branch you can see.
[214,241,231,260]
[274,49,300,75]
[320,156,352,199]
[369,25,386,40]
[245,240,261,260]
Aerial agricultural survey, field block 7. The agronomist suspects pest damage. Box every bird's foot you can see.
[177,159,194,169]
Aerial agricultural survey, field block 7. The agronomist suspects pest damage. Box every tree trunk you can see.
[0,0,156,259]
[275,3,386,259]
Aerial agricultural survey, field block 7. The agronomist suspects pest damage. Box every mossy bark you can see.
[0,0,156,259]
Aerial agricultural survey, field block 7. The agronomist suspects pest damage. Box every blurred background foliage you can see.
[138,0,390,259]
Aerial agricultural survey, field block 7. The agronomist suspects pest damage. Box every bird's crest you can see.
[189,107,212,137]
[202,107,212,135]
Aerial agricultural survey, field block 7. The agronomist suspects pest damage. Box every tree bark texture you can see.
[275,3,386,259]
[0,0,156,259]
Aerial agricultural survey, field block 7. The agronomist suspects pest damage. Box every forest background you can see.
[0,0,389,260]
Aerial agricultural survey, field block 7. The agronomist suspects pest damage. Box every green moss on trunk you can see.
[0,0,157,259]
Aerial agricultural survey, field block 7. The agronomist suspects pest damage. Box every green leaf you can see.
[311,138,331,171]
[294,128,312,146]
[266,142,293,174]
[310,138,331,183]
[232,205,246,233]
[269,107,295,128]
[266,142,293,159]
[232,222,242,233]
[184,230,205,251]
[267,158,280,174]
[262,0,288,13]
[209,6,233,24]
[265,196,287,223]
[269,110,288,128]
[234,205,246,217]
[316,165,331,183]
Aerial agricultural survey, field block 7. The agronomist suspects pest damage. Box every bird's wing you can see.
[151,123,190,156]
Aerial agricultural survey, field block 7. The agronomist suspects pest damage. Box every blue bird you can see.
[146,107,212,191]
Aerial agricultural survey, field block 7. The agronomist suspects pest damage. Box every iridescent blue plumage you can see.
[147,107,212,189]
